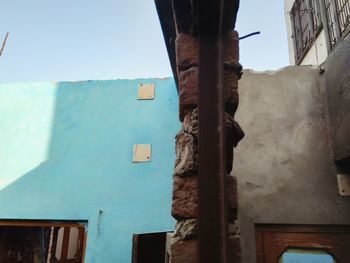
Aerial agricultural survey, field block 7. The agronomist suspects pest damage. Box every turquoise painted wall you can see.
[0,78,180,262]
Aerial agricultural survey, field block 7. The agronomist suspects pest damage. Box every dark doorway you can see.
[132,232,168,263]
[0,220,87,263]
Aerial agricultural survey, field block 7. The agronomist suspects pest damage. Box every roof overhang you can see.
[154,0,240,90]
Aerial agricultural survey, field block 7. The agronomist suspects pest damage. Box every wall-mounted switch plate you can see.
[132,144,151,162]
[337,174,350,196]
[137,83,155,100]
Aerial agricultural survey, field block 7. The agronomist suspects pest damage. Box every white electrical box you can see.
[337,173,350,196]
[137,83,155,100]
[132,144,151,163]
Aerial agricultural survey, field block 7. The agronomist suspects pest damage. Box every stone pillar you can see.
[169,31,244,262]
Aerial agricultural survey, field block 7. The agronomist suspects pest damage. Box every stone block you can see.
[223,30,239,63]
[227,175,238,222]
[182,108,199,138]
[224,70,239,110]
[226,143,234,174]
[174,131,197,177]
[225,99,239,117]
[176,34,199,71]
[225,111,236,175]
[172,175,198,219]
[179,68,240,114]
[232,120,245,147]
[228,235,242,262]
[171,234,241,263]
[178,68,242,121]
[170,239,198,263]
[229,222,240,236]
[172,174,237,221]
[225,114,244,147]
[225,114,244,173]
[179,67,199,121]
[174,219,198,241]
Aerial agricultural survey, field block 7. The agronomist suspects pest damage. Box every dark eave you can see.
[154,0,178,89]
[154,0,240,90]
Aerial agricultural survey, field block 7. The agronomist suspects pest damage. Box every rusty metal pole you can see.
[0,32,9,57]
[198,0,228,262]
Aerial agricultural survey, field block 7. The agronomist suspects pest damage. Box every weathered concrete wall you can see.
[234,66,350,263]
[0,78,180,262]
[323,32,350,161]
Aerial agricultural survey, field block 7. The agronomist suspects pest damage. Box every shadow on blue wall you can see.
[0,78,179,262]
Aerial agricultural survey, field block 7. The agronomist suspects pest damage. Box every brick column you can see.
[170,31,244,263]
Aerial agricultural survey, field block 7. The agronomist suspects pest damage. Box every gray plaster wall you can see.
[233,66,350,263]
[323,33,350,161]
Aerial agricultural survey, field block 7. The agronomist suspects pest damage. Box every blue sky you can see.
[0,0,289,83]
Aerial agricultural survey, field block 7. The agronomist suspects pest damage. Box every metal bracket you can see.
[337,173,350,196]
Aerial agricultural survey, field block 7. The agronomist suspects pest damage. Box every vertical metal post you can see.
[198,31,228,263]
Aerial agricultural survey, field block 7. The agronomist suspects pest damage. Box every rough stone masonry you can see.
[169,30,245,263]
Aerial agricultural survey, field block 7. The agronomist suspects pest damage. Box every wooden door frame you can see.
[256,224,350,263]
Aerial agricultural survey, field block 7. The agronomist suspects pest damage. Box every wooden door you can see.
[256,225,350,263]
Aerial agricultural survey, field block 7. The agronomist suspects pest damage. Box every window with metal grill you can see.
[311,0,323,32]
[336,0,350,34]
[290,0,322,64]
[323,0,350,49]
[324,0,340,47]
